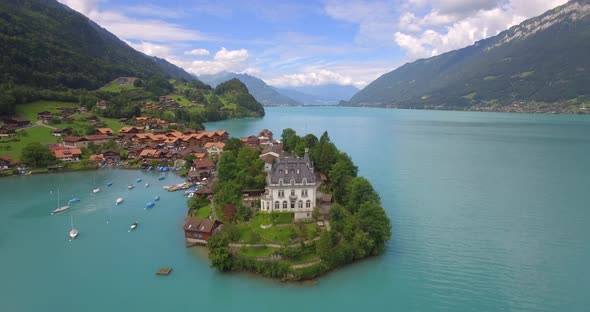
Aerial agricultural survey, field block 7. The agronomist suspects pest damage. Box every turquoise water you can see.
[2,107,590,311]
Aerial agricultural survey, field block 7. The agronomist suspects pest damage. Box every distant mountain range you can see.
[345,0,590,114]
[198,72,301,107]
[199,72,358,106]
[0,0,195,92]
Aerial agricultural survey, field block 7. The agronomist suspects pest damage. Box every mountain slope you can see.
[0,0,194,91]
[346,0,590,113]
[198,72,301,106]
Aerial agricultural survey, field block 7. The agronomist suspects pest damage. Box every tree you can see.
[223,138,244,156]
[329,153,358,203]
[208,234,233,272]
[146,75,172,95]
[303,133,319,148]
[345,177,380,213]
[133,79,143,87]
[316,230,334,264]
[281,128,297,152]
[357,201,392,255]
[312,131,338,173]
[21,142,55,167]
[351,231,374,260]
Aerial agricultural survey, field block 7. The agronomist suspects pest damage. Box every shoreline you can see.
[337,103,590,115]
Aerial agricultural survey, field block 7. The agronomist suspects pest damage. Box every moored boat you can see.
[130,222,138,230]
[145,202,155,208]
[145,183,149,187]
[128,184,135,190]
[116,197,124,205]
[69,215,78,239]
[68,197,80,204]
[158,175,166,180]
[52,205,71,215]
[106,182,113,187]
[92,187,100,193]
[136,178,142,182]
[154,195,160,201]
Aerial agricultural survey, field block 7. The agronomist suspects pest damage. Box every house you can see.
[139,149,161,160]
[63,136,87,148]
[96,128,114,136]
[37,111,55,122]
[96,100,109,109]
[135,117,149,125]
[204,142,225,156]
[102,150,120,163]
[53,148,82,162]
[84,134,110,145]
[0,126,17,137]
[184,217,223,245]
[259,129,273,142]
[190,157,214,180]
[0,155,14,170]
[222,204,237,220]
[244,135,259,147]
[3,117,31,128]
[260,145,283,171]
[242,189,264,208]
[89,154,105,162]
[119,126,143,134]
[260,149,317,220]
[52,128,71,137]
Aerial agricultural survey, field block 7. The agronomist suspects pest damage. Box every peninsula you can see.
[183,128,392,281]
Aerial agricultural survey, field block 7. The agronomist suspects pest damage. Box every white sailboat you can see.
[51,188,71,215]
[69,215,78,239]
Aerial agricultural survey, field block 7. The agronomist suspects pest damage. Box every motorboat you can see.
[68,197,80,204]
[158,175,166,180]
[145,202,155,208]
[106,182,113,187]
[130,222,138,230]
[69,215,78,239]
[92,187,100,193]
[145,183,149,187]
[136,178,142,182]
[154,195,160,201]
[116,197,124,205]
[128,184,135,190]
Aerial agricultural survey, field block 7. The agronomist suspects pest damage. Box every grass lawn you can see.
[99,78,139,92]
[15,101,79,122]
[238,246,278,257]
[98,117,126,133]
[168,93,193,107]
[195,205,212,218]
[0,126,57,160]
[235,214,296,244]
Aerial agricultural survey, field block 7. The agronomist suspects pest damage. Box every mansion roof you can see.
[268,151,315,185]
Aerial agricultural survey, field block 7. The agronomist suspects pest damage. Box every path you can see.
[229,236,320,249]
[290,259,321,269]
[35,120,57,130]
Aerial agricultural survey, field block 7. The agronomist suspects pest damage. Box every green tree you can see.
[316,230,334,264]
[281,128,297,152]
[223,138,244,156]
[345,177,380,213]
[21,142,55,167]
[357,201,392,255]
[312,131,338,173]
[207,234,233,272]
[133,79,143,87]
[329,153,358,203]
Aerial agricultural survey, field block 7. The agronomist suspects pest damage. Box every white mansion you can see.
[260,150,317,220]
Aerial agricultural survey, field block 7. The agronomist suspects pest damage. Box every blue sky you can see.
[60,0,565,88]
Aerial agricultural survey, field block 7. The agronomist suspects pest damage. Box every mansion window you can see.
[275,201,279,209]
[298,201,303,209]
[291,190,295,196]
[291,201,295,209]
[301,189,308,197]
[278,190,284,197]
[283,201,288,209]
[306,200,311,208]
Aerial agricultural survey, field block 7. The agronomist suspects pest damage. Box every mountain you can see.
[346,0,590,113]
[198,72,301,106]
[0,0,195,91]
[275,84,359,105]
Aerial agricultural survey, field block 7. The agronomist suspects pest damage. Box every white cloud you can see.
[266,69,357,87]
[184,48,210,56]
[171,47,252,76]
[125,41,172,58]
[58,0,211,42]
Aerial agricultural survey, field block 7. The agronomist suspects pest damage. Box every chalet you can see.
[96,100,109,109]
[139,149,161,160]
[89,154,105,162]
[242,189,265,208]
[3,117,31,128]
[119,126,143,134]
[37,111,55,122]
[190,157,214,180]
[96,128,114,136]
[260,145,283,171]
[53,148,82,162]
[222,204,237,220]
[0,126,17,137]
[244,135,259,147]
[135,117,149,125]
[0,155,14,170]
[52,128,72,137]
[204,142,225,156]
[63,136,87,148]
[84,134,110,145]
[184,217,223,244]
[259,129,273,143]
[102,150,121,163]
[85,115,100,122]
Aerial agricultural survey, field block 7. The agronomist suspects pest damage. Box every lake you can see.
[1,107,589,311]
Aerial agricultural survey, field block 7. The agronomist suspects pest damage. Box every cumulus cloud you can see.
[184,48,210,56]
[125,41,172,58]
[171,47,252,75]
[266,69,357,87]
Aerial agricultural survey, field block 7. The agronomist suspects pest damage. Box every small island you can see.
[184,128,392,281]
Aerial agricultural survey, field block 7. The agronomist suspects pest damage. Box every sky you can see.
[59,0,567,88]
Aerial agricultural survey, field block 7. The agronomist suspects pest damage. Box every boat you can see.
[69,215,78,239]
[158,175,166,180]
[136,178,142,182]
[145,202,155,208]
[52,188,71,215]
[154,195,160,201]
[130,222,138,230]
[106,182,113,187]
[116,197,124,205]
[145,183,149,187]
[128,184,135,190]
[68,197,80,204]
[92,187,100,193]
[188,193,194,198]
